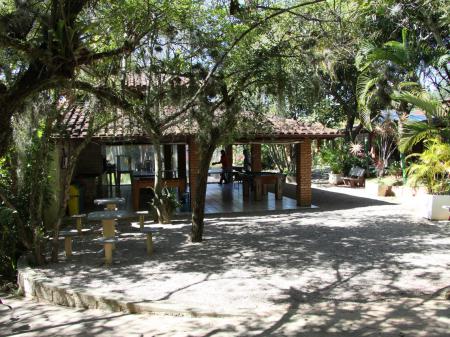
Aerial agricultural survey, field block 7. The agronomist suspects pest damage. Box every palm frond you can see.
[436,54,450,68]
[399,121,437,152]
[359,105,373,131]
[355,41,376,71]
[356,72,378,106]
[391,91,440,117]
[397,82,421,90]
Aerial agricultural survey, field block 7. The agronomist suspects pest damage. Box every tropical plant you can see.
[356,28,419,129]
[373,115,398,176]
[149,187,181,224]
[392,91,450,153]
[406,138,450,195]
[318,142,362,175]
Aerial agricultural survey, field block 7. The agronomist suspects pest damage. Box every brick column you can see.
[188,139,200,209]
[177,144,186,179]
[225,145,233,168]
[163,144,173,178]
[251,144,262,172]
[296,139,312,206]
[316,139,322,152]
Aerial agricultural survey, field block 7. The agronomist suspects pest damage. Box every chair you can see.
[343,167,366,187]
[233,171,243,189]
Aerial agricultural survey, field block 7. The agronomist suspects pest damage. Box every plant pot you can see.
[419,194,450,220]
[328,173,343,185]
[378,184,394,196]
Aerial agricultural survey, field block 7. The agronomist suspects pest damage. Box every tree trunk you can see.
[51,144,83,262]
[152,137,173,223]
[191,143,216,242]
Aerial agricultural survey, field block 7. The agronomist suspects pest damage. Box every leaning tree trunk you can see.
[191,143,216,242]
[51,143,85,262]
[152,137,173,223]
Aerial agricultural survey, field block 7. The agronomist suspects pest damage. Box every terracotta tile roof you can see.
[247,115,342,140]
[59,106,342,143]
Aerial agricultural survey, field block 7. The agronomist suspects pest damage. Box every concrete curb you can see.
[17,258,244,318]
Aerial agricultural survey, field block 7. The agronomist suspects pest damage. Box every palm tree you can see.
[392,91,449,153]
[356,28,423,181]
[356,28,419,129]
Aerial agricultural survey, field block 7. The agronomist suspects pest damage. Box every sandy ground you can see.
[1,185,449,336]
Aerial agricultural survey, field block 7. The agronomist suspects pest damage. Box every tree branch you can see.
[70,80,133,110]
[0,34,49,62]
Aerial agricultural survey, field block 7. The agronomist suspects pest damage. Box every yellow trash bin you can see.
[68,185,80,215]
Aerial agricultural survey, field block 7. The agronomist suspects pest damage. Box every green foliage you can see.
[377,175,403,187]
[149,187,181,223]
[407,138,450,195]
[0,156,22,280]
[318,141,364,175]
[393,91,450,153]
[0,206,20,279]
[386,161,402,177]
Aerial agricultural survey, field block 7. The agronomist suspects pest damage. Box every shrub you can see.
[407,138,450,194]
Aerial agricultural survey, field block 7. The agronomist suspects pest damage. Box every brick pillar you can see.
[163,144,173,178]
[177,144,186,179]
[251,144,262,172]
[316,139,322,152]
[188,139,200,209]
[225,145,233,168]
[296,139,312,206]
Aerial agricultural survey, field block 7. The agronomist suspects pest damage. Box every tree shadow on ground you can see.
[28,195,449,336]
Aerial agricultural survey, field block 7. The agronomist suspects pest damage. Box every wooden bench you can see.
[343,167,366,187]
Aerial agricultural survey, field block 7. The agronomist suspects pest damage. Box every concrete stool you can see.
[136,210,149,229]
[97,237,118,265]
[141,227,158,256]
[59,229,92,257]
[71,214,86,234]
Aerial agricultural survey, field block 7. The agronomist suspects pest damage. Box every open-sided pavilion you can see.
[61,108,342,212]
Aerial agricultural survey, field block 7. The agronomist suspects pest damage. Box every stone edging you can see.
[17,258,242,318]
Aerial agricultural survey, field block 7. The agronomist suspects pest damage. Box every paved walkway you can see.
[4,185,450,336]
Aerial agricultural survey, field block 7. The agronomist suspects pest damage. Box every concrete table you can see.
[88,210,129,239]
[88,210,129,264]
[94,197,126,211]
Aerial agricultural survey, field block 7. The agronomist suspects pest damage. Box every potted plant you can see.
[328,161,344,185]
[320,147,347,185]
[376,176,397,196]
[407,138,450,220]
[149,187,181,224]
